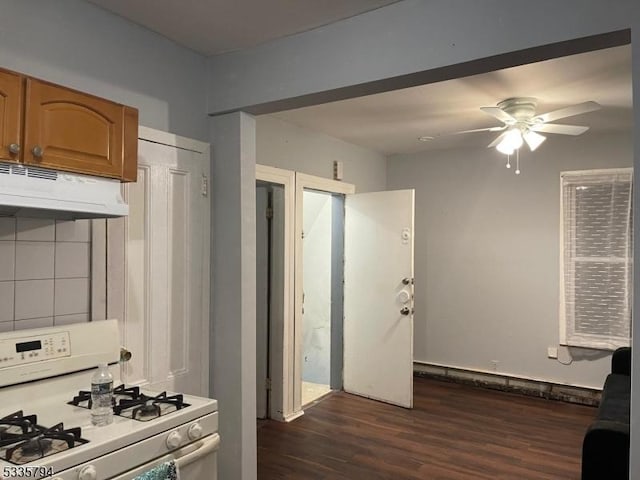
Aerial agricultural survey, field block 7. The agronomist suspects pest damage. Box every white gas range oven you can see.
[0,320,219,480]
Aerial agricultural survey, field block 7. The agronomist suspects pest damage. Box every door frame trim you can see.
[294,173,355,413]
[256,164,296,421]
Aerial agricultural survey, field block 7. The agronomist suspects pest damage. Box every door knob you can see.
[400,307,411,316]
[402,278,414,285]
[8,143,20,154]
[120,347,132,363]
[32,145,44,158]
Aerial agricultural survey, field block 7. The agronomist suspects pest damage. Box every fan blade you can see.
[447,126,506,135]
[487,131,508,148]
[534,101,601,123]
[530,123,589,135]
[480,106,516,123]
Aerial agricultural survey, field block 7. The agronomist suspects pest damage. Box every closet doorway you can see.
[255,165,296,422]
[300,189,345,406]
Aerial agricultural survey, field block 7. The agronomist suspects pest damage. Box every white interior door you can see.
[117,138,210,396]
[344,189,415,408]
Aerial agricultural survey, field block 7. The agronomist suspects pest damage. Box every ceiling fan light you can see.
[496,129,522,155]
[496,140,514,155]
[506,128,523,149]
[523,130,546,151]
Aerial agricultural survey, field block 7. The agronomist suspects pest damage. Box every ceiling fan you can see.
[424,97,602,156]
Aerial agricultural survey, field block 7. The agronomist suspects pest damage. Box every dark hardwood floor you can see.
[257,377,596,479]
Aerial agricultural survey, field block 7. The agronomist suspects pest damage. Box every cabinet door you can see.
[24,79,136,179]
[0,70,23,163]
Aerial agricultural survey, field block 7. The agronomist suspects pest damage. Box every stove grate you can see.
[0,419,88,465]
[68,385,190,422]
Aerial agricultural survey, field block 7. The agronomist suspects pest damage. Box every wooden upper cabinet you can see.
[23,79,138,181]
[0,69,23,163]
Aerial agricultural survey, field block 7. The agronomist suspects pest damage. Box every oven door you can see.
[110,434,219,480]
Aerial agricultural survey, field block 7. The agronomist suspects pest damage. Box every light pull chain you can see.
[506,154,511,169]
[515,149,521,175]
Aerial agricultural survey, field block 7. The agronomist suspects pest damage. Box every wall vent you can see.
[0,164,58,180]
[10,165,26,176]
[27,167,58,181]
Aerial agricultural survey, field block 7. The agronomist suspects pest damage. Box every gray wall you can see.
[0,0,208,141]
[209,112,257,480]
[206,0,638,115]
[215,4,640,471]
[387,132,633,389]
[256,115,386,192]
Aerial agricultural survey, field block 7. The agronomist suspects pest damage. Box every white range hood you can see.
[0,162,128,219]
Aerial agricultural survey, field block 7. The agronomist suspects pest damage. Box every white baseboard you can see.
[281,410,305,423]
[414,362,601,406]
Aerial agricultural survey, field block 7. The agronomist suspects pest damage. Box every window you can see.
[560,169,633,350]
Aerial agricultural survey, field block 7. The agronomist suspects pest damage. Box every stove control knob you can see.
[78,465,97,480]
[188,422,203,440]
[166,430,183,449]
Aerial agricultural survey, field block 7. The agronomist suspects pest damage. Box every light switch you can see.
[333,161,343,181]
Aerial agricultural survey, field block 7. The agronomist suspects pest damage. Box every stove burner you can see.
[19,438,52,456]
[133,401,162,421]
[0,421,88,465]
[113,391,190,422]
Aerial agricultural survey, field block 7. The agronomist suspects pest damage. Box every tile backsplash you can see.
[0,218,91,332]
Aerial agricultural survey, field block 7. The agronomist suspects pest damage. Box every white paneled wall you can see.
[0,218,92,331]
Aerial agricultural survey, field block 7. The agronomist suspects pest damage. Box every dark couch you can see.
[582,347,631,480]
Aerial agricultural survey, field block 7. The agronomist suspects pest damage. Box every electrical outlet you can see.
[490,360,499,371]
[547,347,558,359]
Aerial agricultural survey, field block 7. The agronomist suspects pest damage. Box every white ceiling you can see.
[273,45,633,156]
[86,0,398,56]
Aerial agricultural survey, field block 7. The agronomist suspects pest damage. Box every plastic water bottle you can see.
[91,363,114,426]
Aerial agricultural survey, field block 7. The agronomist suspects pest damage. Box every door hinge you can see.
[265,378,272,391]
[201,174,209,197]
[266,206,273,219]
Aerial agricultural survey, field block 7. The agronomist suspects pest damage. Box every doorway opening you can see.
[254,167,416,421]
[256,180,285,420]
[300,189,345,406]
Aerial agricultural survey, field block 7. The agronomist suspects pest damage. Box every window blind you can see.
[560,169,633,350]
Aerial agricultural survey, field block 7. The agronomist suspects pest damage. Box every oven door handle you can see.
[175,433,220,468]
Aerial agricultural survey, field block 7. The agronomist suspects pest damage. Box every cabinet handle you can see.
[32,145,44,158]
[8,143,20,155]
